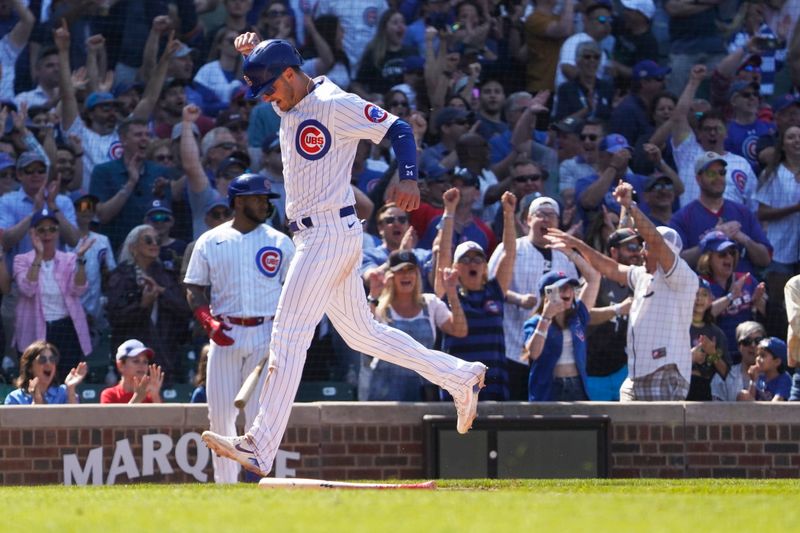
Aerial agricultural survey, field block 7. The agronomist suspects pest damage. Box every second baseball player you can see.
[185,173,294,483]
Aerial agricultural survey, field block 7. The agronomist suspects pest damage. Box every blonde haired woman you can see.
[365,250,467,401]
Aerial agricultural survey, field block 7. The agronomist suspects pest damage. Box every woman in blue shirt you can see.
[4,340,87,404]
[522,251,600,401]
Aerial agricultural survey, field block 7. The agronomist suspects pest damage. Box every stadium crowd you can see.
[0,0,800,405]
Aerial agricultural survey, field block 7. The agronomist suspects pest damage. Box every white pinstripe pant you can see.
[207,321,272,483]
[247,209,483,474]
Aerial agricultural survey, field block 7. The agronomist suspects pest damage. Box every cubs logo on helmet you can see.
[109,141,123,160]
[731,169,747,193]
[295,119,331,161]
[364,104,388,124]
[255,246,283,277]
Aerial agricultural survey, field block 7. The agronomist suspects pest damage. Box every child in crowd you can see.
[739,337,791,402]
[100,339,164,404]
[190,344,209,403]
[688,278,731,401]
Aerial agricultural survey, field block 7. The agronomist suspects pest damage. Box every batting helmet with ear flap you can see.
[228,173,281,205]
[242,39,304,99]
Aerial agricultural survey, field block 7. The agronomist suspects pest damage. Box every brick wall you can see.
[1,402,799,484]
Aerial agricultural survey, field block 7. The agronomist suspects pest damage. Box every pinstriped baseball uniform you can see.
[245,78,486,475]
[185,220,294,483]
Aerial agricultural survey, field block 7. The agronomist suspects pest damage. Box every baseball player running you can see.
[185,173,295,483]
[202,36,487,478]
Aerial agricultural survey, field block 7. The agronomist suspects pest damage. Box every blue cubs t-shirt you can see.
[724,120,775,173]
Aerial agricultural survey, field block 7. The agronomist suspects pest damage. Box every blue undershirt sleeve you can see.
[386,119,417,181]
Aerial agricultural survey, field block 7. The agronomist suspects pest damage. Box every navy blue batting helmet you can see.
[242,39,303,99]
[228,173,281,205]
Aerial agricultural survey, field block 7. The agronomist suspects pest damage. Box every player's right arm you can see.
[184,236,234,346]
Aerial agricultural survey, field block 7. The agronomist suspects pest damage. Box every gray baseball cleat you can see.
[201,431,269,477]
[454,365,486,434]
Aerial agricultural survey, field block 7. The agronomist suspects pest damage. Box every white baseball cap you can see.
[453,241,486,264]
[116,339,154,361]
[528,196,560,217]
[620,0,655,19]
[657,226,683,255]
[694,151,727,175]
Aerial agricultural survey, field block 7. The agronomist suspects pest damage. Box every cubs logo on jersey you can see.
[364,104,388,124]
[731,169,748,193]
[742,135,758,163]
[109,140,123,160]
[255,246,283,277]
[295,119,331,161]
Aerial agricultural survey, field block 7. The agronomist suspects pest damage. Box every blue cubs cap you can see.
[85,92,118,110]
[632,60,671,81]
[145,199,173,217]
[536,270,580,296]
[228,173,280,200]
[600,134,631,153]
[700,230,737,253]
[758,337,787,367]
[242,39,303,99]
[0,152,14,171]
[30,207,59,227]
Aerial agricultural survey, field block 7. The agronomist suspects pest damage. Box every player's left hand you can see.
[387,179,420,211]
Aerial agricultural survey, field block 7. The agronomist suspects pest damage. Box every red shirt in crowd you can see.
[100,384,154,404]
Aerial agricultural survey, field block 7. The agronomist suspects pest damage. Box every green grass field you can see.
[5,479,798,532]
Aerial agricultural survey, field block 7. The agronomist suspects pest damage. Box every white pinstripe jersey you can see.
[184,221,295,317]
[272,77,397,220]
[626,257,698,382]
